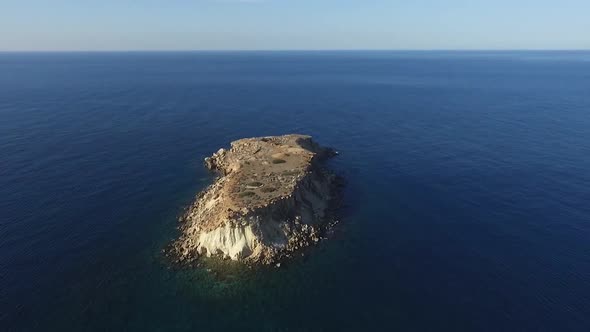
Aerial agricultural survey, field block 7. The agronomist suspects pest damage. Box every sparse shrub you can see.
[272,159,286,164]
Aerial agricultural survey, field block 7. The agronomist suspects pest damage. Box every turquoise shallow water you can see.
[1,51,590,331]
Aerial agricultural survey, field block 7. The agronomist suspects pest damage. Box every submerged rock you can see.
[170,134,342,265]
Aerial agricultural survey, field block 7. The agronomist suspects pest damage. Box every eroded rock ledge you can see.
[170,134,342,265]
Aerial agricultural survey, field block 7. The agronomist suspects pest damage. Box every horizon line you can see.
[0,48,589,53]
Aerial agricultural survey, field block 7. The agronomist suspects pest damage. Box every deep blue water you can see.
[1,51,590,331]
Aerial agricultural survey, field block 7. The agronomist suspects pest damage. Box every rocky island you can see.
[170,134,342,265]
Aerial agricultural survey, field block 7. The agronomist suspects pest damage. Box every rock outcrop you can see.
[170,134,342,265]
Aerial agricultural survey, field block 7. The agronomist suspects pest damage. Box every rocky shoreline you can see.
[168,134,343,265]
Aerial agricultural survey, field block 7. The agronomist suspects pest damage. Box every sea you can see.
[1,51,590,331]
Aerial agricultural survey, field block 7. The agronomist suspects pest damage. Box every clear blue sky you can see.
[1,0,589,51]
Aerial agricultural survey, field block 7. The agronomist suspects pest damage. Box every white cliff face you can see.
[171,134,341,265]
[197,223,259,260]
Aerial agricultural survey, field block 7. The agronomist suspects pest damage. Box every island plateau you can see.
[170,134,342,265]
